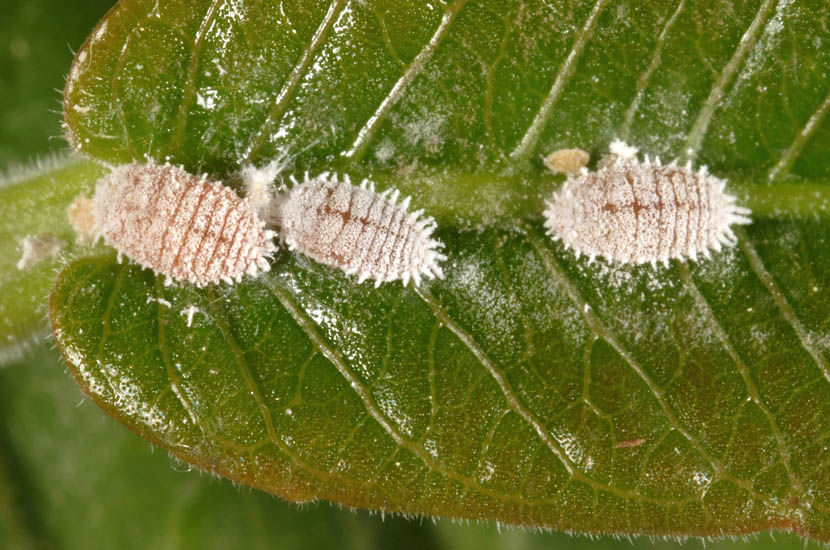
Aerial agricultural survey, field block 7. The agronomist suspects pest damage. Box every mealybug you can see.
[77,162,276,287]
[273,172,445,286]
[544,147,589,175]
[543,140,752,266]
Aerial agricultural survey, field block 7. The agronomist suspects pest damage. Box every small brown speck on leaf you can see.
[616,438,645,449]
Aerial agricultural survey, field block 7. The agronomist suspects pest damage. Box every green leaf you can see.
[0,156,107,363]
[0,345,436,550]
[2,347,821,550]
[54,0,830,540]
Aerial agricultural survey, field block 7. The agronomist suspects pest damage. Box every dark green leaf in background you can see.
[41,0,830,541]
[0,0,115,164]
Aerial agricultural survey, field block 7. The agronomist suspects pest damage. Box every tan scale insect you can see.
[75,162,276,287]
[543,140,752,266]
[272,172,446,287]
[544,147,590,176]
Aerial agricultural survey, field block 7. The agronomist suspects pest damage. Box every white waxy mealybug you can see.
[273,172,446,287]
[81,162,276,287]
[543,140,752,266]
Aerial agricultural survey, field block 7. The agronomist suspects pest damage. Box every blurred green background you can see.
[0,1,822,548]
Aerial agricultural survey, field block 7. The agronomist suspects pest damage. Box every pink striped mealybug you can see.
[272,172,445,286]
[82,162,276,286]
[543,140,752,266]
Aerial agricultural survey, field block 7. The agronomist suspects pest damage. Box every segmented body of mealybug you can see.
[89,163,276,286]
[273,172,445,286]
[543,140,752,266]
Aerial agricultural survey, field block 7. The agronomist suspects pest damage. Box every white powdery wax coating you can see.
[543,142,752,266]
[91,163,276,286]
[274,172,446,287]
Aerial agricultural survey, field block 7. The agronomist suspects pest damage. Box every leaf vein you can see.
[342,0,468,162]
[171,0,226,146]
[412,280,729,503]
[244,0,347,162]
[768,91,830,181]
[197,286,408,496]
[267,276,688,506]
[524,225,767,498]
[154,277,206,431]
[683,0,778,160]
[262,276,534,503]
[111,27,141,156]
[619,0,687,140]
[473,409,510,478]
[679,265,801,492]
[508,0,610,164]
[736,230,830,384]
[94,263,131,399]
[412,285,576,477]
